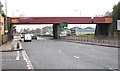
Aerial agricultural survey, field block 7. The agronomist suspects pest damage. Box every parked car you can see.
[20,33,25,38]
[32,35,37,40]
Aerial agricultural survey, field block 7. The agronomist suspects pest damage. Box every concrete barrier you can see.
[0,35,8,46]
[0,36,2,46]
[65,36,119,47]
[3,35,8,43]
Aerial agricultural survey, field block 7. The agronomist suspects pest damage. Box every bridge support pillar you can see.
[95,24,111,37]
[10,24,13,40]
[53,24,60,39]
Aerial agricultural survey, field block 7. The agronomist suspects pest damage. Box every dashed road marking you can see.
[74,56,80,59]
[19,42,35,70]
[107,66,117,71]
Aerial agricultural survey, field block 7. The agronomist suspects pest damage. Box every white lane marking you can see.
[16,51,20,60]
[107,66,115,71]
[74,56,80,59]
[19,42,35,70]
[16,41,23,61]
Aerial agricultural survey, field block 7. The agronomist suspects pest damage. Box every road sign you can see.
[60,22,68,31]
[60,26,64,31]
[60,22,68,27]
[117,20,120,31]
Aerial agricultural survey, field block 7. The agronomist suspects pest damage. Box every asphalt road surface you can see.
[21,37,118,69]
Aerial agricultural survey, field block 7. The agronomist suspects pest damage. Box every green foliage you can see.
[42,29,48,34]
[76,34,94,38]
[12,26,16,33]
[110,1,120,36]
[104,11,112,17]
[112,1,120,20]
[60,26,64,31]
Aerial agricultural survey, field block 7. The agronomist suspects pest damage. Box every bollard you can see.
[16,42,25,60]
[16,42,20,60]
[17,42,20,49]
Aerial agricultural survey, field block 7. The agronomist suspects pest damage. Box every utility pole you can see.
[75,10,81,35]
[0,1,3,35]
[5,0,8,34]
[75,10,81,17]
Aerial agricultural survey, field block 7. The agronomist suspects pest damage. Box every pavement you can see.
[0,40,29,71]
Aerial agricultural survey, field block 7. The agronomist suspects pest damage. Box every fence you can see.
[63,36,119,47]
[0,35,9,46]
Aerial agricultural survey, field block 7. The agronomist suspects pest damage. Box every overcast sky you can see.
[1,0,120,32]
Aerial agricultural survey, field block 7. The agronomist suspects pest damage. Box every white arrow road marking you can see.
[74,56,80,59]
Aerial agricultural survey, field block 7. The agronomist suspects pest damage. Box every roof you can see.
[69,27,82,30]
[84,27,94,29]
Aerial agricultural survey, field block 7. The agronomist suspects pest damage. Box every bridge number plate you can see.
[117,20,120,31]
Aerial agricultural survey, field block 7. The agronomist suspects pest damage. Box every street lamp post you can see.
[75,10,81,17]
[75,10,81,35]
[5,0,8,34]
[0,2,1,35]
[0,1,3,35]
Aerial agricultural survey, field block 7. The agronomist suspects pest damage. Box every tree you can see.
[12,26,16,32]
[111,1,120,36]
[31,29,36,34]
[36,28,41,34]
[104,11,112,17]
[23,28,31,33]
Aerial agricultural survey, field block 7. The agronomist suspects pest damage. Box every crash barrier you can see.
[0,35,8,46]
[64,36,119,47]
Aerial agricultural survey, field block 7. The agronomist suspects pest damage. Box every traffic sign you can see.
[117,20,120,31]
[60,22,68,27]
[60,22,68,31]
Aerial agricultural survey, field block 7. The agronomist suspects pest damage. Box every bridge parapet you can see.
[10,17,113,24]
[93,17,112,24]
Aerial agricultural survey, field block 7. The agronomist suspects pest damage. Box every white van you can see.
[24,34,32,42]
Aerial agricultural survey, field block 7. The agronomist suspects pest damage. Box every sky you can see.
[1,0,120,32]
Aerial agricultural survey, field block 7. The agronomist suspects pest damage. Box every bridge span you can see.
[10,17,113,39]
[10,17,112,24]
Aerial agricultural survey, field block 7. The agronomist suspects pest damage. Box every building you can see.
[41,26,53,35]
[70,27,95,35]
[0,2,4,36]
[69,27,82,35]
[0,15,4,35]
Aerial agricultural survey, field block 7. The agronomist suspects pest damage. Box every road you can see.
[21,37,118,69]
